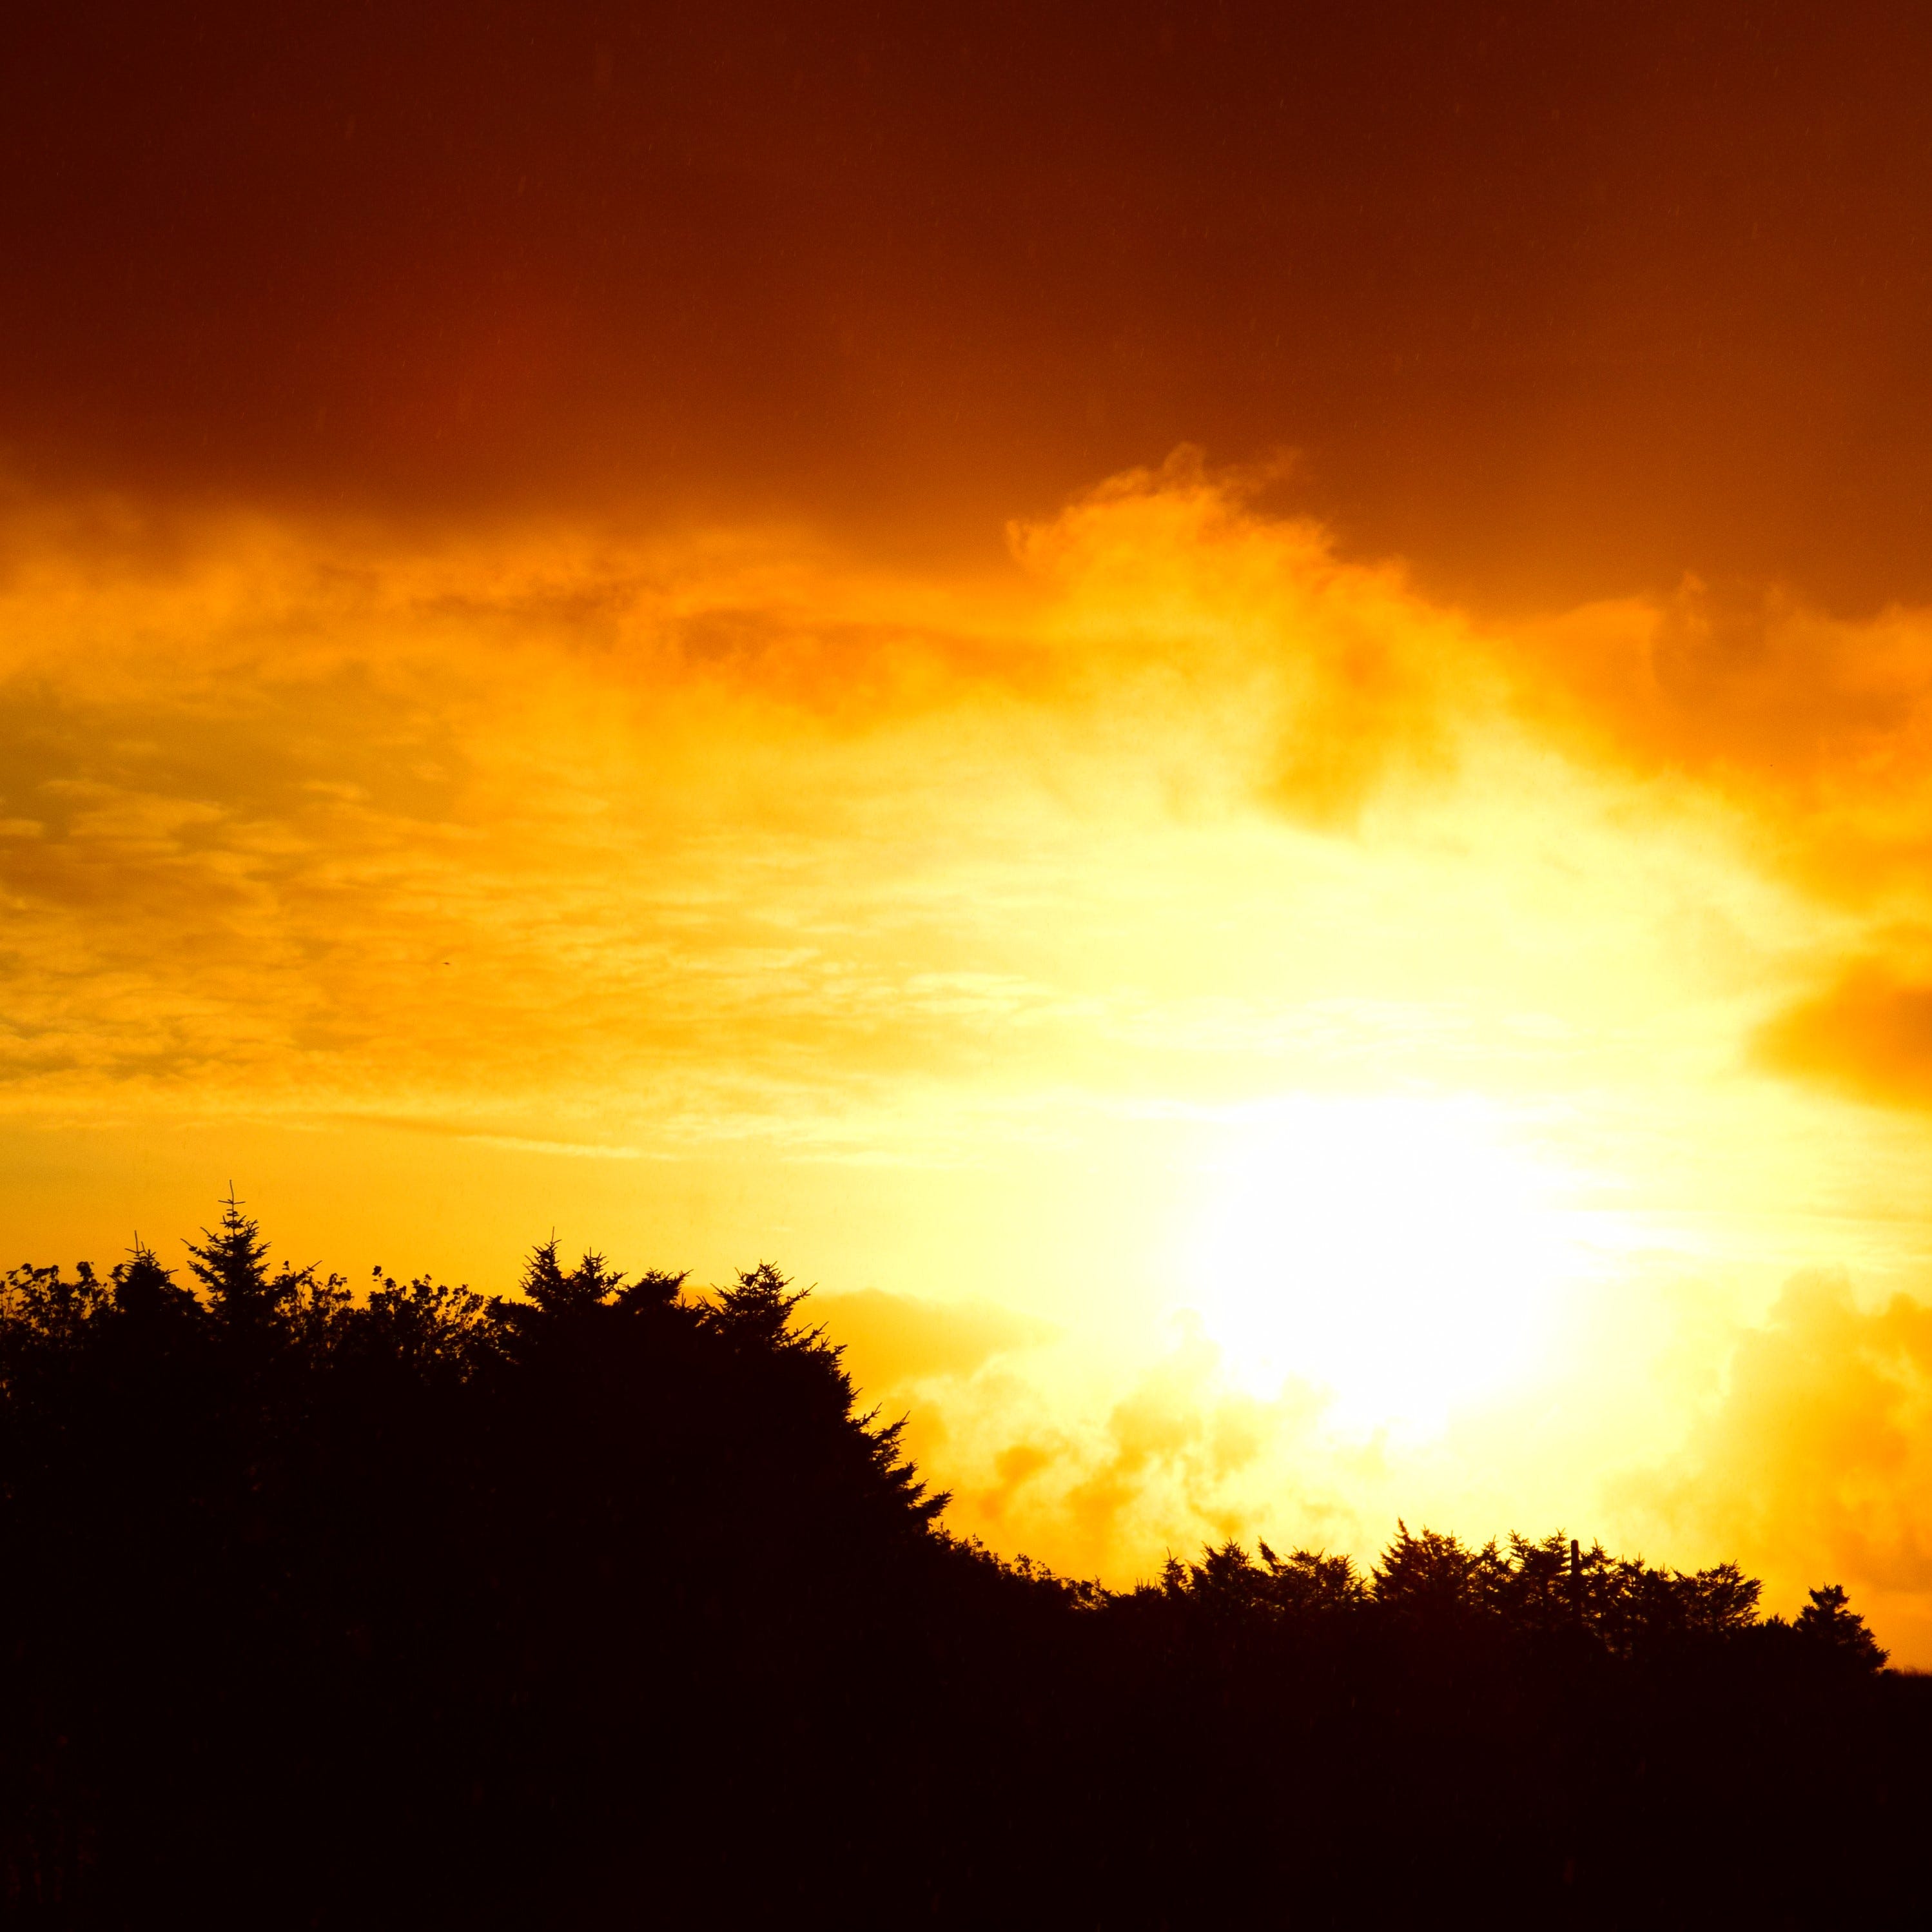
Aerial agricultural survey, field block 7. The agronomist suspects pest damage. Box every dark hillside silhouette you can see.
[2,1198,1927,1927]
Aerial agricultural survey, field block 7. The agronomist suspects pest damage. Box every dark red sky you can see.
[7,0,1932,608]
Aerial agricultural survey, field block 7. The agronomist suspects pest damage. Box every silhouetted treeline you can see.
[2,1200,1926,1927]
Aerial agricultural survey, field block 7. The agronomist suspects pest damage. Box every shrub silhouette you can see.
[0,1199,1922,1929]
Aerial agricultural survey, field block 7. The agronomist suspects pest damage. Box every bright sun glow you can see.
[1186,1097,1609,1436]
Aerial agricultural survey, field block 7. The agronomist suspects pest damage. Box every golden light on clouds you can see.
[10,460,1932,1654]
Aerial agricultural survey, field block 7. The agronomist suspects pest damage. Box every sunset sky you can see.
[10,1,1932,1656]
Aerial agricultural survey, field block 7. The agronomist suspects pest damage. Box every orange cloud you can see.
[873,1314,1367,1584]
[1755,962,1932,1111]
[1509,578,1932,913]
[0,462,1496,1138]
[1625,1269,1932,1652]
[1518,579,1931,786]
[10,468,1932,1654]
[1009,449,1471,826]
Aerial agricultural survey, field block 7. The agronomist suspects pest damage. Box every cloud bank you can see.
[8,465,1932,1646]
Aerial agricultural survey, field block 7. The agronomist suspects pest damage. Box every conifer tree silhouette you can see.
[707,1259,812,1349]
[2,1193,1926,1929]
[110,1236,195,1320]
[518,1234,627,1314]
[1795,1582,1890,1668]
[182,1186,281,1324]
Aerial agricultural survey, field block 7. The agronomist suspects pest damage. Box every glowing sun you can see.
[1186,1096,1608,1434]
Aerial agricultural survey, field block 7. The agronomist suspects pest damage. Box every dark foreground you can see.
[3,1201,1927,1928]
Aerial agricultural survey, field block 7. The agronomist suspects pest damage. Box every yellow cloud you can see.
[1621,1269,1932,1655]
[10,467,1932,1651]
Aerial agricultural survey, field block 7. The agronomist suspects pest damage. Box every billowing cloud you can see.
[1621,1270,1932,1657]
[1508,581,1932,911]
[855,1316,1367,1582]
[1009,451,1472,825]
[8,468,1932,1650]
[1754,964,1932,1111]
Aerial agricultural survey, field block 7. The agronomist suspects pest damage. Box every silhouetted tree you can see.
[1372,1519,1511,1616]
[181,1187,278,1321]
[517,1234,625,1314]
[1794,1581,1890,1668]
[706,1257,814,1349]
[1,1195,1924,1930]
[108,1238,195,1321]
